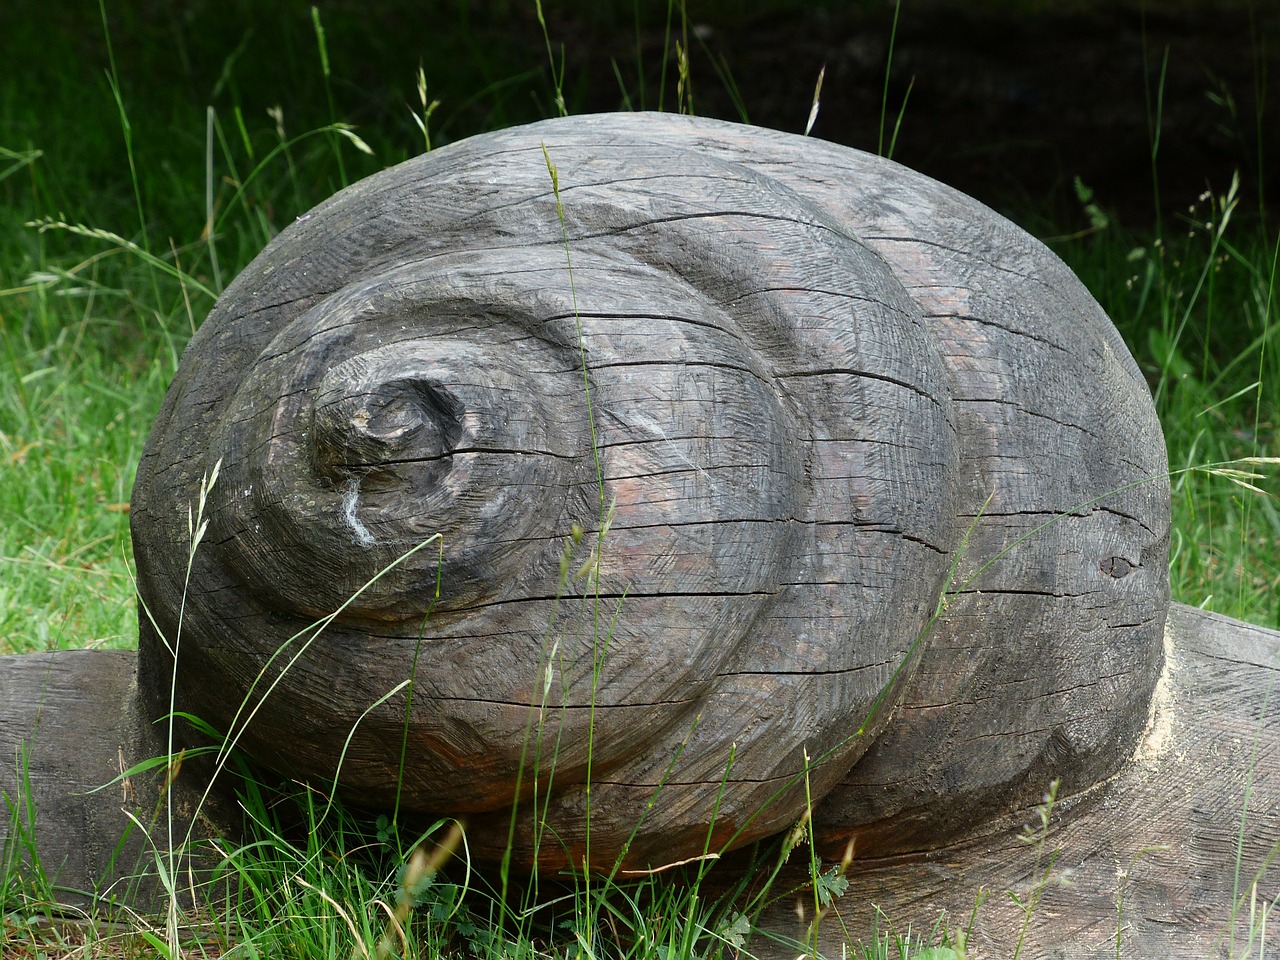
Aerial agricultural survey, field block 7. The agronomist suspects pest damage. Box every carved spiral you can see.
[131,113,1170,872]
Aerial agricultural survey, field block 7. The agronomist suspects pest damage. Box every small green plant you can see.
[877,0,912,160]
[1008,780,1064,960]
[409,65,442,154]
[1,746,54,916]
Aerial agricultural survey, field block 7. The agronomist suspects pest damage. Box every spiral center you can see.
[311,356,464,483]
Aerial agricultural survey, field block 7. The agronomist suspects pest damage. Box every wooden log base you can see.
[0,650,236,912]
[754,603,1280,959]
[1,601,1276,958]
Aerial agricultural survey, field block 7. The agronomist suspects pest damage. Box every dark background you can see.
[1,1,1275,238]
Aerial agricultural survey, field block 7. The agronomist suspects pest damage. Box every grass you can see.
[1,2,1277,958]
[1055,186,1280,626]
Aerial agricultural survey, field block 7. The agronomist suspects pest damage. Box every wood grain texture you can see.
[128,112,1169,871]
[0,651,232,909]
[753,603,1280,959]
[1,601,1273,958]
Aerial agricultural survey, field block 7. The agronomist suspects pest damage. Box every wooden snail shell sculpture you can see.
[3,114,1277,957]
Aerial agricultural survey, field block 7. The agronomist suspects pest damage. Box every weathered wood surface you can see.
[755,603,1280,959]
[0,650,231,909]
[129,112,1168,871]
[3,114,1272,954]
[0,602,1274,958]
